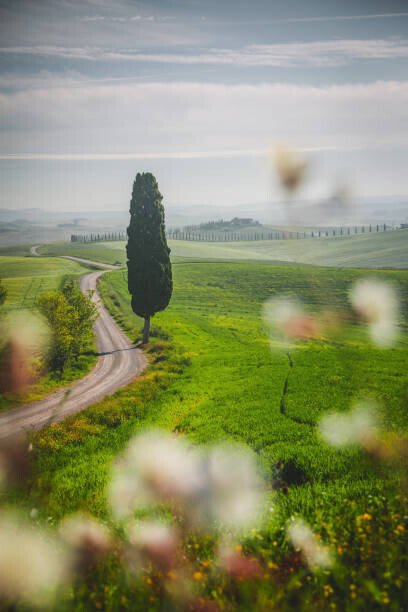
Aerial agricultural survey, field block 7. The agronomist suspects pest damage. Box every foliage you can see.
[0,278,6,306]
[0,257,97,411]
[37,282,96,373]
[61,278,97,360]
[182,216,261,233]
[126,172,172,341]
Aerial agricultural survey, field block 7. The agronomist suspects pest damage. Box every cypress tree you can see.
[126,172,172,343]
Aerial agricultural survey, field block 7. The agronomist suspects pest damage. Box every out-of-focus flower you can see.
[0,511,69,607]
[109,431,265,535]
[263,298,320,341]
[349,279,399,347]
[218,545,262,580]
[59,513,112,570]
[273,146,308,193]
[206,445,263,530]
[109,430,202,519]
[319,402,378,449]
[287,518,333,571]
[0,311,49,393]
[187,597,219,612]
[0,436,32,485]
[128,520,178,570]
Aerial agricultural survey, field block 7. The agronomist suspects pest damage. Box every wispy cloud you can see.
[1,38,407,67]
[77,12,408,26]
[0,145,365,161]
[209,12,408,25]
[1,80,407,157]
[79,14,159,23]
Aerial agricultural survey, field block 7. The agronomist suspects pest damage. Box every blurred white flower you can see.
[59,513,112,568]
[287,518,333,571]
[263,298,319,341]
[0,511,69,607]
[349,279,399,347]
[273,146,308,193]
[30,508,39,520]
[128,520,178,570]
[206,445,263,530]
[218,543,262,579]
[319,402,378,448]
[2,310,49,350]
[109,430,202,519]
[108,469,143,520]
[0,311,49,393]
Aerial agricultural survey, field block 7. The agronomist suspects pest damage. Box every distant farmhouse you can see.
[183,217,261,233]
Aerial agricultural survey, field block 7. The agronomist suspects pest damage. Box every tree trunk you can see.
[143,316,151,344]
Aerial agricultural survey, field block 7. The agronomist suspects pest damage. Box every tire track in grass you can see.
[279,352,314,427]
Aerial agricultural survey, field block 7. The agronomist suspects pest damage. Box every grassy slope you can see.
[0,256,97,410]
[39,228,408,268]
[0,244,34,256]
[20,261,408,610]
[170,228,408,268]
[38,242,125,266]
[0,256,91,312]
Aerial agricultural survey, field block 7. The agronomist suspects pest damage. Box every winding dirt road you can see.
[0,257,147,439]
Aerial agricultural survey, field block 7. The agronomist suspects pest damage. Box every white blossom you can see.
[0,512,69,607]
[349,279,399,347]
[273,146,308,193]
[287,518,333,570]
[319,402,378,448]
[59,513,111,559]
[109,430,202,519]
[206,445,263,530]
[263,298,319,342]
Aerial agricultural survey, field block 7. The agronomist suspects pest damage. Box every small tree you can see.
[62,279,97,359]
[38,283,97,374]
[38,291,74,373]
[126,172,173,343]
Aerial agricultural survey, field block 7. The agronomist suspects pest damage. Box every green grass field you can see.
[38,242,126,266]
[0,243,34,256]
[11,259,407,610]
[39,228,408,268]
[0,256,96,410]
[0,256,90,312]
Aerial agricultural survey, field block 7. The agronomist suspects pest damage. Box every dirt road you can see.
[0,259,147,439]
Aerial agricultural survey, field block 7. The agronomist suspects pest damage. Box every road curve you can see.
[0,258,147,439]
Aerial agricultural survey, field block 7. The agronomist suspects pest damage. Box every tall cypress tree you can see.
[126,172,172,343]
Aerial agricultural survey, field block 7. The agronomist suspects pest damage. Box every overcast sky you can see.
[0,0,408,213]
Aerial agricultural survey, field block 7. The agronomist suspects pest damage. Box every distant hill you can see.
[168,228,408,269]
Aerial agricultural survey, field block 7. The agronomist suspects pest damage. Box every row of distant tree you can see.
[72,223,392,245]
[182,217,261,233]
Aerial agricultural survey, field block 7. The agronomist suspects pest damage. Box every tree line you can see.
[73,223,392,245]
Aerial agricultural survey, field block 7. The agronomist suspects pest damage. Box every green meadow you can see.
[39,227,408,268]
[12,256,408,610]
[0,256,96,410]
[0,256,90,312]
